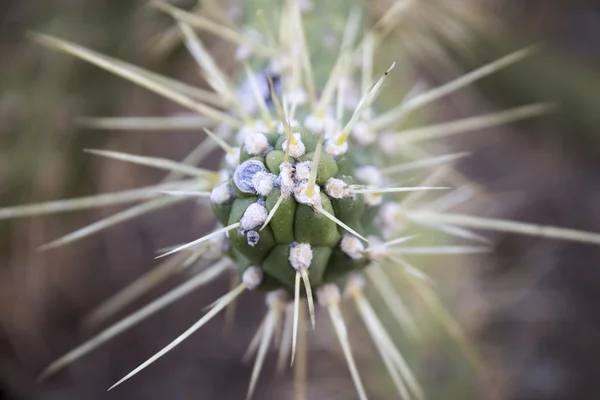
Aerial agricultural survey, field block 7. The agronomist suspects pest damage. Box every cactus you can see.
[2,1,600,399]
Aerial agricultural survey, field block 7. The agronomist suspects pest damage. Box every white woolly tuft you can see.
[279,162,296,197]
[284,88,308,108]
[325,178,352,199]
[295,161,312,181]
[294,181,321,207]
[316,284,341,307]
[240,203,268,231]
[210,182,233,205]
[236,125,254,144]
[237,120,267,143]
[282,133,306,158]
[265,289,289,307]
[366,235,387,261]
[380,202,403,222]
[363,192,383,207]
[379,202,408,238]
[378,132,398,155]
[225,148,240,168]
[252,171,277,196]
[204,232,228,259]
[242,266,263,290]
[276,120,300,133]
[244,132,270,155]
[289,243,313,271]
[340,235,365,260]
[352,121,377,145]
[324,139,348,157]
[344,273,366,297]
[304,113,336,138]
[355,166,384,187]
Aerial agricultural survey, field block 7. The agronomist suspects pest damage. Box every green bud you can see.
[212,202,233,226]
[335,154,353,175]
[265,150,287,174]
[265,132,280,146]
[261,245,295,289]
[266,189,296,243]
[295,193,339,247]
[307,246,332,287]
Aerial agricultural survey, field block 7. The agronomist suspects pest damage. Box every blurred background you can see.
[1,0,600,399]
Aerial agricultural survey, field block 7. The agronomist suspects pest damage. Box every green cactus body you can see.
[213,126,374,294]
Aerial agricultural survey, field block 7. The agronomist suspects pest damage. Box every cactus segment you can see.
[19,2,600,398]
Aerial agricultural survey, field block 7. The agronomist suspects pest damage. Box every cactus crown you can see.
[216,121,374,294]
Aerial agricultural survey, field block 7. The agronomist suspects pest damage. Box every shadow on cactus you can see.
[3,0,600,399]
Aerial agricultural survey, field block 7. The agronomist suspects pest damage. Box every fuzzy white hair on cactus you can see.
[244,132,270,155]
[294,181,322,207]
[325,178,352,199]
[210,181,233,205]
[278,162,296,197]
[282,133,306,158]
[240,203,268,232]
[294,161,312,181]
[289,243,313,271]
[224,147,241,168]
[324,138,348,157]
[251,171,277,196]
[304,112,337,138]
[341,235,365,259]
[363,191,383,207]
[355,165,385,187]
